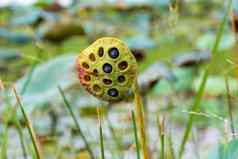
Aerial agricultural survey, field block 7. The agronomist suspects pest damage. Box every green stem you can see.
[1,125,8,159]
[131,110,141,159]
[225,76,236,139]
[133,81,149,159]
[97,107,105,159]
[13,87,42,159]
[158,117,165,159]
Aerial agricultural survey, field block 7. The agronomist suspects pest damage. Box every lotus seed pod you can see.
[76,37,138,102]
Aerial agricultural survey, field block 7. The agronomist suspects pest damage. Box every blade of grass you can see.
[13,112,28,159]
[1,125,8,159]
[97,107,105,159]
[131,110,141,159]
[57,86,95,159]
[168,130,176,159]
[192,128,200,159]
[157,116,165,159]
[178,0,232,158]
[0,80,8,159]
[13,86,42,159]
[225,76,236,139]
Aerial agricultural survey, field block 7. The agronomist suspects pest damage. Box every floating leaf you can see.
[10,9,57,26]
[172,50,211,67]
[37,17,85,43]
[0,49,21,61]
[125,35,156,49]
[2,54,78,115]
[0,28,32,44]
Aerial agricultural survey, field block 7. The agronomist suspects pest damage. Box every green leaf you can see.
[7,54,77,114]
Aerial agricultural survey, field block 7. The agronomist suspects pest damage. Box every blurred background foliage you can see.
[0,0,238,158]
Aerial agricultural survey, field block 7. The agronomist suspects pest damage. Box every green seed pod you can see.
[76,37,138,102]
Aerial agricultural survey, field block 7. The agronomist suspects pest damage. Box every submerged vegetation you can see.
[1,0,238,158]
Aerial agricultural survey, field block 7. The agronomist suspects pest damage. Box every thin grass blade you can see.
[13,86,42,159]
[97,107,105,159]
[225,76,236,139]
[131,110,141,159]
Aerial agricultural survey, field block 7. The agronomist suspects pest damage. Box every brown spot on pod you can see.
[89,53,96,61]
[118,61,128,71]
[98,47,104,57]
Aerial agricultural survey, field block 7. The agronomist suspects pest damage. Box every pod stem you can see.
[133,81,149,159]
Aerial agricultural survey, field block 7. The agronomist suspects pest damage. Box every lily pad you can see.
[0,28,32,44]
[5,54,78,114]
[125,35,156,49]
[0,49,21,61]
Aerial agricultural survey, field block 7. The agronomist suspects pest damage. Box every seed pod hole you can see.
[93,69,98,76]
[103,78,112,85]
[93,84,101,92]
[108,47,119,59]
[98,47,104,57]
[82,62,89,69]
[83,75,91,81]
[118,75,126,83]
[89,53,96,61]
[108,88,119,97]
[118,61,128,70]
[103,63,113,73]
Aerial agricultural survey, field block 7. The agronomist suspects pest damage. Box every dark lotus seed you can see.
[118,75,125,83]
[93,69,98,76]
[108,47,119,59]
[93,84,101,92]
[82,62,89,69]
[89,53,96,61]
[103,63,113,73]
[98,47,104,57]
[84,75,91,81]
[108,88,119,97]
[103,78,112,85]
[118,61,128,70]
